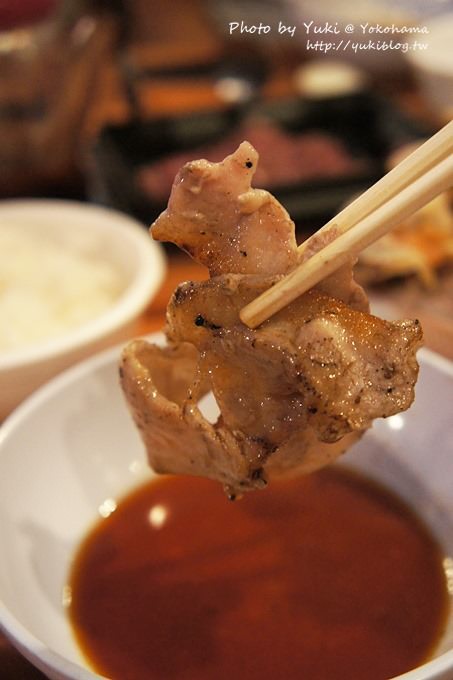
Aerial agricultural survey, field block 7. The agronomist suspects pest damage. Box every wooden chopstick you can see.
[297,120,453,258]
[240,135,453,329]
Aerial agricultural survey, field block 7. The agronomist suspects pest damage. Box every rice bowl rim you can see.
[0,199,166,372]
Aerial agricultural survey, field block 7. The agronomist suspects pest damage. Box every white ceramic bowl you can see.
[0,336,452,679]
[405,13,453,120]
[285,0,422,71]
[0,200,165,420]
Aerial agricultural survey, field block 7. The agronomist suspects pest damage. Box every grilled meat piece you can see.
[152,141,298,277]
[120,142,423,495]
[120,276,422,495]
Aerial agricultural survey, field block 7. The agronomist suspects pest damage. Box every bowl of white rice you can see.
[0,199,166,420]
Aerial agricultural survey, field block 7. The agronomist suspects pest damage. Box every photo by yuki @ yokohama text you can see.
[303,21,430,36]
[229,20,296,37]
[303,20,429,55]
[227,19,429,54]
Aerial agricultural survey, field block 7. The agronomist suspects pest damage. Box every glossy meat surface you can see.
[152,141,298,276]
[120,341,254,491]
[120,143,423,495]
[121,275,422,494]
[168,276,421,438]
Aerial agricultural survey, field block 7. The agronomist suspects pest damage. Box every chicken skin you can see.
[120,143,423,496]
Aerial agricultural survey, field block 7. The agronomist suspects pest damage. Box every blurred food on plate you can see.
[137,118,369,204]
[89,91,431,228]
[357,194,453,287]
[357,141,453,287]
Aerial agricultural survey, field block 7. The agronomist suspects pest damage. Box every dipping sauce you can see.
[67,468,449,680]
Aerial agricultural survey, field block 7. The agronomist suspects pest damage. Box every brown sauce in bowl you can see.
[67,467,449,680]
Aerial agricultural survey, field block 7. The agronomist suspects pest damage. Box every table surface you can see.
[1,251,452,676]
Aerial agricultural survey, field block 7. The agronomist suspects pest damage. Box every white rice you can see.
[0,222,124,352]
